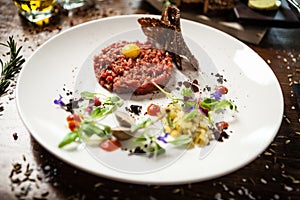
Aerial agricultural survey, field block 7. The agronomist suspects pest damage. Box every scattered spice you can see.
[172,188,181,194]
[215,73,226,84]
[269,148,276,154]
[285,139,291,144]
[94,182,103,188]
[12,132,18,140]
[283,184,293,192]
[283,115,291,124]
[9,156,50,199]
[281,173,300,184]
[260,178,267,184]
[264,151,272,156]
[183,81,191,88]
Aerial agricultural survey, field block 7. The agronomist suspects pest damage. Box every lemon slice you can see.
[248,0,281,10]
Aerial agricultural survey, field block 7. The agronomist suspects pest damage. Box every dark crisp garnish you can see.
[213,130,230,142]
[138,6,199,70]
[64,98,82,114]
[126,105,142,115]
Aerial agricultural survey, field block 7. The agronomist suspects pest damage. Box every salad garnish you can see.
[54,82,237,158]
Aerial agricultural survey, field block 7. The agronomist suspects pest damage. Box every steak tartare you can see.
[94,41,173,95]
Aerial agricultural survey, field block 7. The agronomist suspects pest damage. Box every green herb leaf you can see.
[81,122,105,137]
[110,96,123,107]
[200,98,236,112]
[184,109,199,120]
[168,135,192,146]
[58,130,80,148]
[101,124,111,134]
[181,87,193,97]
[80,121,112,139]
[166,111,174,128]
[199,98,218,111]
[213,99,237,111]
[134,136,148,142]
[149,142,165,156]
[90,96,123,118]
[131,118,152,132]
[152,81,181,103]
[80,91,98,99]
[91,105,116,118]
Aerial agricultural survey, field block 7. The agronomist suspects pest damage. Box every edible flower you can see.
[54,95,65,106]
[157,133,169,144]
[184,105,195,113]
[86,106,92,114]
[211,86,229,100]
[210,89,222,100]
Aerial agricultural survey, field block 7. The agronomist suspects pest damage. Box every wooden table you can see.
[1,0,299,199]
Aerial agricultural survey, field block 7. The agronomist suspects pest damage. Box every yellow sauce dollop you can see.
[121,44,140,59]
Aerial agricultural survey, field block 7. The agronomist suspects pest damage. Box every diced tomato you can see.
[66,114,81,122]
[68,120,80,131]
[215,86,228,94]
[147,104,160,116]
[93,97,101,106]
[216,121,229,131]
[99,139,121,152]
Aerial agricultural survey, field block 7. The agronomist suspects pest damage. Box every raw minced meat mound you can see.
[94,41,173,95]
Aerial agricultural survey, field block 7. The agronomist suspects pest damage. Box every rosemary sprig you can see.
[0,36,25,96]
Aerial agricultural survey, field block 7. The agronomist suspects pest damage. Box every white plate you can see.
[16,15,283,185]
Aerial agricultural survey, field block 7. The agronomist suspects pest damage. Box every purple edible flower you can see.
[211,89,222,100]
[54,95,65,106]
[157,133,169,144]
[185,105,195,113]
